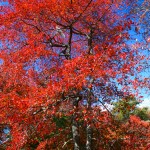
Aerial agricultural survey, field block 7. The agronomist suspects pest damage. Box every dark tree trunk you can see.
[72,97,81,150]
[86,76,93,150]
[86,124,92,150]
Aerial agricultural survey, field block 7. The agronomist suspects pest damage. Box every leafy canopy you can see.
[0,0,149,149]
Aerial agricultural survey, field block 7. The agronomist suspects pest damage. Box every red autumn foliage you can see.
[0,0,149,149]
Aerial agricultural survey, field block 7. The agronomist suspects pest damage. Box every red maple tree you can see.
[0,0,149,149]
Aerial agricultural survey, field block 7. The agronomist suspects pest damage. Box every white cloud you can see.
[139,97,150,108]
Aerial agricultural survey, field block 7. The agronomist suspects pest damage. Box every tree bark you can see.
[72,117,80,150]
[72,97,81,150]
[86,124,92,150]
[87,28,93,55]
[86,77,93,150]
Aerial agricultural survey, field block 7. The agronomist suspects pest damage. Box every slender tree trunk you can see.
[72,116,80,150]
[87,28,93,55]
[86,124,92,150]
[72,97,81,150]
[86,77,93,150]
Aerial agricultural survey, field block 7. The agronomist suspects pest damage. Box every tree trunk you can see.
[72,117,80,150]
[86,124,92,150]
[86,77,93,150]
[72,97,81,150]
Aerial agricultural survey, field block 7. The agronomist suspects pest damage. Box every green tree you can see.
[112,96,140,121]
[134,107,150,121]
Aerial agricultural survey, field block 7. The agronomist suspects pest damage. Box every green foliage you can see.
[112,96,150,121]
[53,116,69,128]
[112,96,140,121]
[134,107,150,121]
